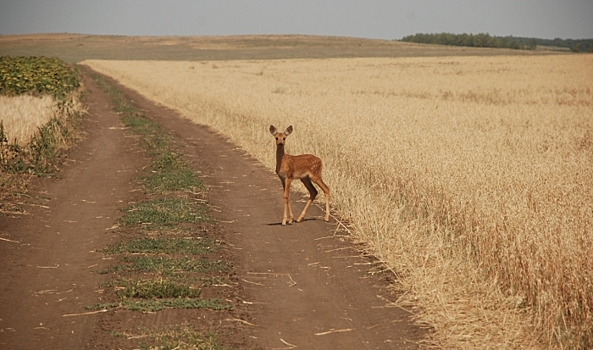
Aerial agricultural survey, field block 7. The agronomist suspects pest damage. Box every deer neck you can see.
[275,143,286,174]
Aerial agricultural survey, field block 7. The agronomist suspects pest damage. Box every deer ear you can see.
[269,125,277,135]
[285,125,293,135]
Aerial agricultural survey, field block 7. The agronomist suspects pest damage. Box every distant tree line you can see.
[400,33,593,52]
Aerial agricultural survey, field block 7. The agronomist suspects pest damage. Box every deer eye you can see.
[275,137,278,140]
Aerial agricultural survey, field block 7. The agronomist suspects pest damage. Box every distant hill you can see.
[400,33,593,52]
[1,34,562,63]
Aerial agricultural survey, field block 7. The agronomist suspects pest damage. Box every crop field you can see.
[0,94,55,146]
[0,56,83,146]
[0,56,84,205]
[84,55,593,349]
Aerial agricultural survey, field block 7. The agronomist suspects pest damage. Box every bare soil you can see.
[0,66,426,349]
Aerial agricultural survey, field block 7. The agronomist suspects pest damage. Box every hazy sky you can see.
[1,1,592,40]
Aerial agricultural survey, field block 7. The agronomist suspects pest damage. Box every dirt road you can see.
[0,68,424,349]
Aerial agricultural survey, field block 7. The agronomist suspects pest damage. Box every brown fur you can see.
[270,125,330,225]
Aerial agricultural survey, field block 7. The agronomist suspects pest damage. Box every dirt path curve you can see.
[0,68,425,349]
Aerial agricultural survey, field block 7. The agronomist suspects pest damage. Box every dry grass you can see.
[0,92,86,205]
[83,54,593,349]
[0,95,56,146]
[0,95,56,205]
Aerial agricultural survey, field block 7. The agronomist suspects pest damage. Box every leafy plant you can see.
[0,56,80,98]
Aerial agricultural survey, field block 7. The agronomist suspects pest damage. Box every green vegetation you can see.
[102,237,220,255]
[0,56,80,98]
[115,324,230,350]
[523,36,593,52]
[86,298,231,313]
[401,33,593,52]
[118,197,210,228]
[105,256,228,275]
[145,152,205,194]
[90,73,236,348]
[102,278,202,299]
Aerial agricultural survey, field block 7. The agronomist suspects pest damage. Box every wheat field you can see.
[0,95,57,146]
[83,55,593,349]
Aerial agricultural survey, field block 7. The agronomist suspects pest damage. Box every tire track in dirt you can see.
[96,71,427,349]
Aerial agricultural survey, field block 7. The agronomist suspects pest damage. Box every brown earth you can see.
[0,67,426,349]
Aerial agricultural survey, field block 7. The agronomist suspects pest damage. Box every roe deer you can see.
[269,125,330,225]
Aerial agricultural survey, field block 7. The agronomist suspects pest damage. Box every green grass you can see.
[102,278,202,299]
[145,152,205,194]
[114,324,231,350]
[102,237,220,255]
[92,73,166,148]
[86,298,231,313]
[104,256,229,276]
[119,197,210,228]
[121,112,169,155]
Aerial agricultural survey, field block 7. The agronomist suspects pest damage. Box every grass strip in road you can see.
[87,298,231,313]
[144,152,205,194]
[101,278,201,299]
[90,72,236,349]
[92,72,205,194]
[119,197,210,228]
[103,256,229,276]
[102,237,220,255]
[87,75,232,349]
[113,323,230,350]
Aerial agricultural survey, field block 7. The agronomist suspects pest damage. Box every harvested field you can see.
[0,33,562,63]
[84,54,593,349]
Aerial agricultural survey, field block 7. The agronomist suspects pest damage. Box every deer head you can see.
[270,125,293,146]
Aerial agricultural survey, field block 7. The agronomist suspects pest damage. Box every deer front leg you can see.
[282,178,294,225]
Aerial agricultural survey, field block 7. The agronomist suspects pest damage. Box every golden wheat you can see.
[0,95,57,146]
[83,54,593,349]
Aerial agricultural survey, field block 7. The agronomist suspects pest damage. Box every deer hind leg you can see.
[282,178,294,225]
[311,177,330,222]
[297,177,318,222]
